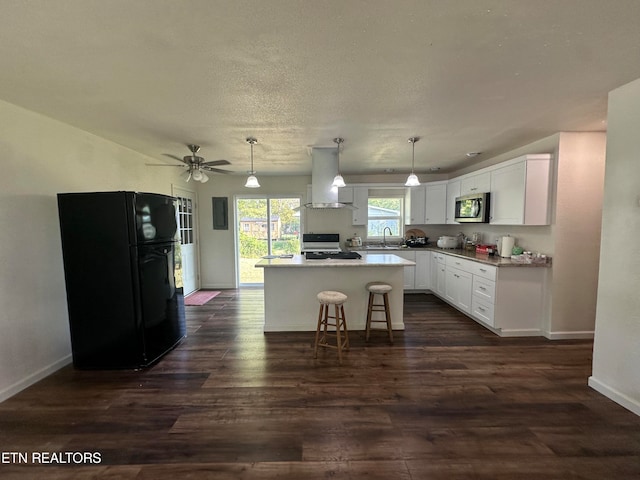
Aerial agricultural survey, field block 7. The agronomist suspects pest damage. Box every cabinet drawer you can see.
[471,262,497,281]
[445,256,474,272]
[433,252,447,264]
[472,276,496,303]
[472,295,495,327]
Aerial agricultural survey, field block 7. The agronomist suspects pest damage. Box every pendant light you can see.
[405,137,421,187]
[244,137,260,188]
[331,137,346,188]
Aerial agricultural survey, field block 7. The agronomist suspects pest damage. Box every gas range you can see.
[301,233,361,259]
[304,251,362,260]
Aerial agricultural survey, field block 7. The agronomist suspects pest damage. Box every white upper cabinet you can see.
[337,186,354,203]
[424,182,447,224]
[489,154,552,225]
[460,171,491,196]
[405,185,426,225]
[445,179,461,224]
[351,186,368,225]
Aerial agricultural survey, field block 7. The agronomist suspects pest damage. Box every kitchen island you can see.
[255,254,415,332]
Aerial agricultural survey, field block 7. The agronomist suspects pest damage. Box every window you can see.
[367,194,404,239]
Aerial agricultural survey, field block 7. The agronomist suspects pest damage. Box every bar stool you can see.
[314,290,349,364]
[365,282,393,344]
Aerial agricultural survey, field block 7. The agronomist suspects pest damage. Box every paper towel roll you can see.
[500,236,515,257]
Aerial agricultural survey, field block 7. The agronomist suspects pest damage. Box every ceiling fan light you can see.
[245,174,260,188]
[332,174,346,188]
[405,173,420,186]
[182,170,192,182]
[192,169,203,181]
[199,171,209,183]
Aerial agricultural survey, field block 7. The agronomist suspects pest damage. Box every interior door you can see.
[172,187,198,295]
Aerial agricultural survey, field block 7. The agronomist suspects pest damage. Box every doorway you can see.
[173,187,198,296]
[235,196,301,286]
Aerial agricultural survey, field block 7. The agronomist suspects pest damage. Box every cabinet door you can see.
[446,179,461,224]
[444,267,458,304]
[337,186,354,203]
[490,161,526,224]
[351,187,368,225]
[445,265,472,314]
[436,263,446,296]
[460,171,491,196]
[405,185,426,225]
[456,269,473,313]
[414,251,430,289]
[424,183,447,224]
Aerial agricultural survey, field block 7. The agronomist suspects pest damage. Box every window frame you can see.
[366,193,405,241]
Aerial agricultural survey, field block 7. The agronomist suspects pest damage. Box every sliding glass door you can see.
[235,196,301,286]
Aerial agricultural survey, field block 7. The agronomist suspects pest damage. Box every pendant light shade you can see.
[244,137,260,188]
[331,137,346,188]
[405,137,421,187]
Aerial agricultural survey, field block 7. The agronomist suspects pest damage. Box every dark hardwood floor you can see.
[1,290,639,479]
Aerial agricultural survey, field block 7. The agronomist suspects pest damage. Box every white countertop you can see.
[255,253,416,268]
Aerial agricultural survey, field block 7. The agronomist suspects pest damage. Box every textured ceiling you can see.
[2,0,640,176]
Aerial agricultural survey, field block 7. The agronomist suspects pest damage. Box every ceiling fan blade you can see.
[146,163,186,167]
[202,167,231,174]
[162,154,188,163]
[202,159,231,166]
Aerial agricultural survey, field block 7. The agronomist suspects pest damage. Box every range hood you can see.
[304,146,354,209]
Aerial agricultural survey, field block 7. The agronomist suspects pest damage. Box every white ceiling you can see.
[2,0,640,177]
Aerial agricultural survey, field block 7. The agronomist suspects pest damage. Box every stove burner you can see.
[305,251,362,260]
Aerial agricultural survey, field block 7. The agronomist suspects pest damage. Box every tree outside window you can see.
[367,196,404,238]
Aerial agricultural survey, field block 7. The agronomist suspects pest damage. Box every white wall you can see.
[0,99,183,402]
[551,132,606,335]
[590,78,640,416]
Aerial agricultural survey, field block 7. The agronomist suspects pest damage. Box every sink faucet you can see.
[383,227,393,246]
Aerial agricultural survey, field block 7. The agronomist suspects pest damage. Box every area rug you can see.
[184,290,221,306]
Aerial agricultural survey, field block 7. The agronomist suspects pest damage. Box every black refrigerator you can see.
[57,191,186,369]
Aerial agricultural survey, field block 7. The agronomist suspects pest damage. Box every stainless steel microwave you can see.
[454,192,490,223]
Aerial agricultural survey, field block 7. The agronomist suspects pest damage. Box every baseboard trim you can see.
[588,376,640,417]
[0,355,72,403]
[545,330,595,340]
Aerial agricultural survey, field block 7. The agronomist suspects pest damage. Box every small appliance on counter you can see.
[349,236,362,247]
[475,244,496,255]
[404,228,428,247]
[436,236,459,249]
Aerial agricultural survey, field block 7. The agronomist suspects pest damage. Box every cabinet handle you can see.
[471,187,477,191]
[479,286,486,290]
[479,268,487,272]
[478,306,486,312]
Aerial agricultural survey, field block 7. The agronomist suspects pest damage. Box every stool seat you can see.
[366,282,392,294]
[317,290,348,305]
[314,290,349,364]
[365,282,393,344]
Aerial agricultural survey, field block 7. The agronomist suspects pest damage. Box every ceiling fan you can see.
[147,144,232,183]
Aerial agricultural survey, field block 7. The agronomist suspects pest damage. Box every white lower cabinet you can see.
[414,251,431,289]
[431,252,447,296]
[444,265,472,314]
[430,251,548,336]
